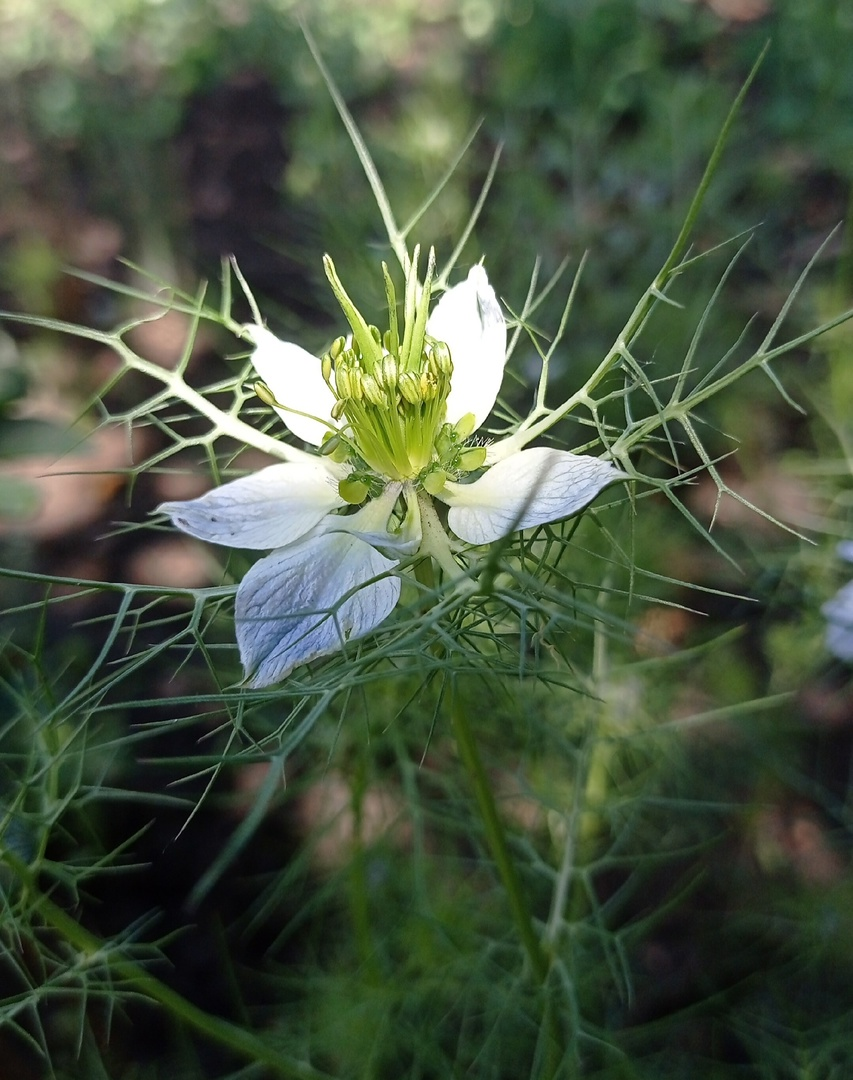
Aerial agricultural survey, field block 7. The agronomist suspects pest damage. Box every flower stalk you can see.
[450,685,566,1074]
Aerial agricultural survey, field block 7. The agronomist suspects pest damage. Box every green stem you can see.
[1,849,333,1080]
[349,751,381,984]
[450,685,564,1072]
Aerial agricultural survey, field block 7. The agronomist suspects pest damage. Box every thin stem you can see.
[1,849,334,1080]
[450,689,548,981]
[546,591,617,945]
[437,143,503,291]
[0,311,309,464]
[349,750,381,984]
[544,778,581,947]
[488,45,769,463]
[300,20,407,270]
[450,684,564,1073]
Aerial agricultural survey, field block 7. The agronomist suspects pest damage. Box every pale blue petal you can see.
[823,579,853,662]
[440,447,624,545]
[236,532,400,686]
[157,460,344,549]
[327,482,422,555]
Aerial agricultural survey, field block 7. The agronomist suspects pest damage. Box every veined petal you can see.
[427,265,506,431]
[157,460,344,549]
[244,324,338,447]
[329,507,423,556]
[323,480,422,555]
[236,531,400,686]
[440,447,624,545]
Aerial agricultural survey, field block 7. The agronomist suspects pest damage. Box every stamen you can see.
[321,252,467,483]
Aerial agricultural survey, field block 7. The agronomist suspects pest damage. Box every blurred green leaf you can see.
[0,472,40,520]
[0,417,79,459]
[0,366,26,408]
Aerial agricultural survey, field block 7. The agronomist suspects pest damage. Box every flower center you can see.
[319,249,488,505]
[320,248,451,481]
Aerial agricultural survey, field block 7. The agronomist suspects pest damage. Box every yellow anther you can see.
[431,340,452,375]
[361,373,386,407]
[398,372,422,405]
[381,354,398,387]
[334,365,352,399]
[253,380,278,407]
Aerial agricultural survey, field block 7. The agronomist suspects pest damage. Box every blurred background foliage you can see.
[2,0,853,1077]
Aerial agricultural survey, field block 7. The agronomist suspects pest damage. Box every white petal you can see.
[427,265,506,431]
[823,580,853,661]
[236,532,400,686]
[158,461,344,549]
[326,480,422,555]
[244,324,338,447]
[440,447,623,545]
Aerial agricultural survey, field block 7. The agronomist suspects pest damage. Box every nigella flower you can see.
[158,249,623,686]
[823,541,853,662]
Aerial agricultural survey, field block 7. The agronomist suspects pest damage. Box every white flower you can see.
[158,253,623,686]
[823,541,853,662]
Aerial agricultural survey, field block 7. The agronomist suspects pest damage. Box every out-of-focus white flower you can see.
[159,251,623,686]
[823,540,853,661]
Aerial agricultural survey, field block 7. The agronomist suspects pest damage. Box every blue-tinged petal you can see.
[236,531,400,686]
[325,480,422,555]
[243,324,338,447]
[823,579,853,662]
[427,265,506,432]
[439,447,624,545]
[157,460,344,549]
